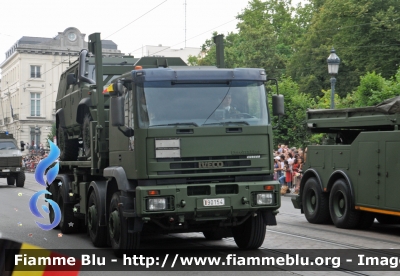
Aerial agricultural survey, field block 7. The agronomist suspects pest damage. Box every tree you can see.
[46,123,56,149]
[269,76,316,148]
[288,0,400,98]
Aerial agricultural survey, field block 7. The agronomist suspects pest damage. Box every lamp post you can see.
[327,48,340,109]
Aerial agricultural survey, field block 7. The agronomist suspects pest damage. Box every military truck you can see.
[48,33,284,256]
[0,131,25,187]
[292,96,400,229]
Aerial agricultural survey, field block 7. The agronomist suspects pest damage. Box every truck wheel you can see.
[376,214,400,224]
[356,211,375,229]
[7,176,15,185]
[58,184,80,234]
[15,172,25,187]
[87,191,107,247]
[109,192,140,257]
[57,127,78,161]
[302,177,330,224]
[203,229,224,240]
[232,212,266,249]
[82,113,92,159]
[329,179,360,229]
[48,183,60,229]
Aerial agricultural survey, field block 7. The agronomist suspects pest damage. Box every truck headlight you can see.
[256,193,273,205]
[147,198,167,211]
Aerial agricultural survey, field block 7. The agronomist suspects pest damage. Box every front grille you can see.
[157,155,247,162]
[216,184,238,194]
[170,160,251,169]
[0,157,20,167]
[188,186,211,196]
[156,155,264,176]
[157,167,262,175]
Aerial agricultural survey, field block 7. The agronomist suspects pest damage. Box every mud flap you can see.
[260,210,277,226]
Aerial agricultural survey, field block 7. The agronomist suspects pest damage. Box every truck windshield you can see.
[0,141,17,150]
[137,81,269,128]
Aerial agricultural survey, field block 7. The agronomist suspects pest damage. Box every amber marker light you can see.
[135,66,143,70]
[102,83,114,94]
[148,190,160,196]
[264,185,274,191]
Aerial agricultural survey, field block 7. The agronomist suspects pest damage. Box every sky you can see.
[0,0,306,65]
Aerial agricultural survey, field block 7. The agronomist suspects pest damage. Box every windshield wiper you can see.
[203,121,249,126]
[150,122,199,127]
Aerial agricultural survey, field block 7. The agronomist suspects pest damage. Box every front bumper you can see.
[0,167,23,175]
[134,181,280,221]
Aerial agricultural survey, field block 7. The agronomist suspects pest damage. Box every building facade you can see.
[0,27,122,151]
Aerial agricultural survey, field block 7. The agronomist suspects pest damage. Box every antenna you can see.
[184,0,187,48]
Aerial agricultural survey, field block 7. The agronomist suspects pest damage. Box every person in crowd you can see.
[284,160,292,190]
[274,156,283,180]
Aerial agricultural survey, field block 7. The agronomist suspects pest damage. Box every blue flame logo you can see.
[29,140,61,230]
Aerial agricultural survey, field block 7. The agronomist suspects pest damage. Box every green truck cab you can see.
[48,33,284,256]
[0,132,25,187]
[292,96,400,229]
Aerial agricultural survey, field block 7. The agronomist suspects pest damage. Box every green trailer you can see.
[47,33,284,257]
[292,97,400,228]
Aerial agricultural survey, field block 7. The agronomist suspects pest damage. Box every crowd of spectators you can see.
[23,143,47,172]
[273,144,306,194]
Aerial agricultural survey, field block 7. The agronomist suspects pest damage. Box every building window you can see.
[31,93,40,116]
[30,126,41,150]
[30,65,41,78]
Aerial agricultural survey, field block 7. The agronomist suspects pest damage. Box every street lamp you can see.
[327,48,340,109]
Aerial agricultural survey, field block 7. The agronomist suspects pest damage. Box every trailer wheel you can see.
[87,191,107,247]
[82,113,92,159]
[58,184,80,234]
[7,176,15,185]
[376,214,400,224]
[48,183,60,229]
[203,230,224,240]
[109,192,140,257]
[356,211,375,229]
[232,212,266,249]
[57,127,79,161]
[15,172,25,187]
[302,177,330,224]
[329,179,360,229]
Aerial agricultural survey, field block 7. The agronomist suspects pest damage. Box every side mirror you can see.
[110,97,125,126]
[272,94,284,116]
[66,73,77,87]
[20,141,25,152]
[78,49,95,84]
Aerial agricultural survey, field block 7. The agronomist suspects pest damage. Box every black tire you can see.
[329,179,360,229]
[203,229,224,240]
[232,212,266,249]
[57,126,79,161]
[376,214,400,224]
[58,184,80,234]
[87,191,107,247]
[7,177,15,185]
[48,183,60,229]
[109,192,140,257]
[15,172,25,187]
[302,177,330,224]
[82,113,92,159]
[356,212,375,229]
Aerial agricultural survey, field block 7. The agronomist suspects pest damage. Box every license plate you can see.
[203,198,225,207]
[2,169,10,172]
